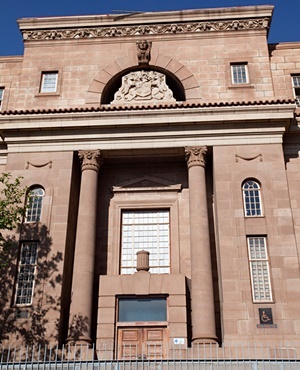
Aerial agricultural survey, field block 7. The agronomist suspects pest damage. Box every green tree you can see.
[0,173,27,266]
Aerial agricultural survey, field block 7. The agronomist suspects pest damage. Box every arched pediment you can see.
[86,56,201,105]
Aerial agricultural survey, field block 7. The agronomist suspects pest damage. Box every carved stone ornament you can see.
[136,40,152,65]
[113,70,175,103]
[26,160,52,169]
[22,18,270,41]
[78,150,102,172]
[185,146,207,169]
[112,175,182,193]
[235,153,262,162]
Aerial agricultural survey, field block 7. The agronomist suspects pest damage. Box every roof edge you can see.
[1,99,295,117]
[17,5,274,30]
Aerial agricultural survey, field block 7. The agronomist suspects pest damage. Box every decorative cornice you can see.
[78,150,102,172]
[22,17,270,41]
[1,99,296,116]
[185,146,207,169]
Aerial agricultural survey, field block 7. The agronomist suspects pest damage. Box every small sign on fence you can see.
[173,338,185,345]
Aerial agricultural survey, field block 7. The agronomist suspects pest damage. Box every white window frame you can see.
[292,75,300,107]
[120,209,170,275]
[0,88,4,110]
[15,242,38,306]
[40,71,58,93]
[242,179,263,217]
[231,63,248,84]
[25,187,45,223]
[247,236,272,302]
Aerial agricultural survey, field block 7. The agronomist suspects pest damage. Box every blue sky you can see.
[1,0,299,56]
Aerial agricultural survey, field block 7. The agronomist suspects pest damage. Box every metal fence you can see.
[1,343,299,370]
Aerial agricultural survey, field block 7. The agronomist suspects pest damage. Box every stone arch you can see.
[86,56,201,105]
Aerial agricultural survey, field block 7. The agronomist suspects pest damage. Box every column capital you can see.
[78,150,103,172]
[185,146,207,169]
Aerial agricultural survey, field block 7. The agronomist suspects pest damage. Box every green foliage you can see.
[0,173,27,241]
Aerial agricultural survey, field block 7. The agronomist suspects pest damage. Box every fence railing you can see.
[1,342,299,369]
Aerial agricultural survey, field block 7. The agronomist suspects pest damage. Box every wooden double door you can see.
[117,326,168,360]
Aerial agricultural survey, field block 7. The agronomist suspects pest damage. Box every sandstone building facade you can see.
[1,4,300,359]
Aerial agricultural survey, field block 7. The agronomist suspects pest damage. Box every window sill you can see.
[245,215,265,218]
[35,92,60,97]
[117,321,168,327]
[253,300,274,304]
[228,84,255,89]
[14,304,32,308]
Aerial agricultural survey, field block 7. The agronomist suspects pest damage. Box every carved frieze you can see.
[113,70,175,103]
[22,18,270,41]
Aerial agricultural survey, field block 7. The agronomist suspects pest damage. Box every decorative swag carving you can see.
[22,18,270,41]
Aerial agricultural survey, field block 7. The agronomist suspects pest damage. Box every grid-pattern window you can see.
[242,180,263,217]
[0,88,4,109]
[25,187,44,222]
[121,210,170,274]
[292,76,300,107]
[231,64,248,84]
[247,237,272,302]
[40,72,58,93]
[15,242,38,305]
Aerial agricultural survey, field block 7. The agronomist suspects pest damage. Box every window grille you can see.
[40,72,58,93]
[292,76,300,107]
[231,64,248,84]
[242,180,262,216]
[121,210,170,274]
[15,242,38,305]
[247,237,272,302]
[25,187,44,222]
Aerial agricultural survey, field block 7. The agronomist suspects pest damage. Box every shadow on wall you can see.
[0,224,63,347]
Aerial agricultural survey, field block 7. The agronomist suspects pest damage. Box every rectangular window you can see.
[231,63,248,84]
[118,297,167,322]
[15,242,38,305]
[292,76,300,107]
[0,88,4,109]
[121,210,170,274]
[247,237,272,302]
[40,72,58,93]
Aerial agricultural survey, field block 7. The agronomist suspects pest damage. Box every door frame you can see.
[117,324,168,360]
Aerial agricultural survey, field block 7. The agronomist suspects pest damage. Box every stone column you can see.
[185,146,217,344]
[68,150,102,344]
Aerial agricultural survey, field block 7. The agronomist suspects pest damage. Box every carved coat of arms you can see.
[113,70,175,103]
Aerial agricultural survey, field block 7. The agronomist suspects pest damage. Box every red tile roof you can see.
[0,99,296,116]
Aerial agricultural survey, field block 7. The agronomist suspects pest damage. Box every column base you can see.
[66,335,92,346]
[65,338,96,360]
[192,337,219,346]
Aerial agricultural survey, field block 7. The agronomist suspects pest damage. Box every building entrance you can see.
[117,327,168,359]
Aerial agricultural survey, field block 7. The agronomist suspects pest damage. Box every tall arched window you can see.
[242,180,263,217]
[25,186,44,222]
